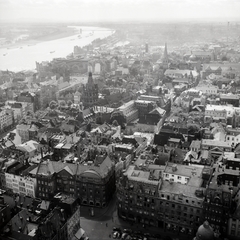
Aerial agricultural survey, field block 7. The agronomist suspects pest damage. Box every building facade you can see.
[0,108,13,131]
[117,100,138,123]
[36,156,115,208]
[117,159,205,236]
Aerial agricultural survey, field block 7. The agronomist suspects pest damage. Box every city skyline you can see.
[0,0,240,23]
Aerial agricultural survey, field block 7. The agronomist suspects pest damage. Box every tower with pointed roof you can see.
[162,42,169,70]
[82,72,98,108]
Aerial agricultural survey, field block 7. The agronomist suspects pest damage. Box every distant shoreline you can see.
[0,27,77,50]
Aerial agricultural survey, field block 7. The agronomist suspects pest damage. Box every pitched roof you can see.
[37,156,114,178]
[149,107,166,116]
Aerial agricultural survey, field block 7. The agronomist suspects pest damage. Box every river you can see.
[0,26,114,72]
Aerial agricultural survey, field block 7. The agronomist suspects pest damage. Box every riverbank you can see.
[0,26,114,71]
[0,27,77,50]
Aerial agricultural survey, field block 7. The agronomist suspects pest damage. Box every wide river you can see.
[0,26,114,72]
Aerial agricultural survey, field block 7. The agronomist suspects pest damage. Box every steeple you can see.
[163,42,168,61]
[162,42,168,69]
[87,72,94,85]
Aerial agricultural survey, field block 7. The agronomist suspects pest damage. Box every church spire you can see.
[87,72,94,85]
[162,42,168,70]
[163,42,168,62]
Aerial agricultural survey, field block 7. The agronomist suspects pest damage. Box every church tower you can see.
[162,42,169,70]
[82,72,98,108]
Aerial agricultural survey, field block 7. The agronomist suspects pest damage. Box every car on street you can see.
[121,233,130,240]
[113,231,121,239]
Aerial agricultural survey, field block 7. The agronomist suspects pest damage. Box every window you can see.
[177,176,181,180]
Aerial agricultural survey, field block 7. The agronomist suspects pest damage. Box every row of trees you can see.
[49,100,74,109]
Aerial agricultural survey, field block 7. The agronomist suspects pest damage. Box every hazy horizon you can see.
[0,0,240,24]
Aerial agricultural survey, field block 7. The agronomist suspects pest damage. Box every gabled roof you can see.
[190,140,201,149]
[62,165,73,175]
[37,156,114,178]
[149,107,166,116]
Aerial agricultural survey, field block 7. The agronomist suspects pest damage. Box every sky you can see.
[0,0,240,23]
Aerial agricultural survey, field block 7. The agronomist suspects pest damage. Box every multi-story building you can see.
[185,51,213,63]
[195,85,218,95]
[88,59,106,75]
[0,196,11,229]
[3,207,66,240]
[220,94,240,107]
[0,108,13,131]
[39,83,57,109]
[93,106,115,124]
[6,100,34,122]
[203,163,240,236]
[204,104,235,125]
[53,193,81,240]
[202,64,222,79]
[201,139,233,153]
[138,95,162,103]
[135,100,155,120]
[81,72,98,108]
[164,69,199,79]
[16,124,31,143]
[4,162,37,198]
[158,171,204,235]
[117,155,206,236]
[36,154,115,208]
[50,58,89,74]
[117,100,138,123]
[1,191,82,240]
[7,102,23,123]
[16,91,39,112]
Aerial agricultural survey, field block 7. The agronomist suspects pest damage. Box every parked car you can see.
[113,232,121,239]
[121,233,129,240]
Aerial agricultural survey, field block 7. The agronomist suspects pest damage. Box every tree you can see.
[59,100,66,109]
[67,100,73,107]
[49,100,58,110]
[188,123,200,135]
[221,56,228,61]
[112,120,119,126]
[130,66,139,76]
[86,122,91,132]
